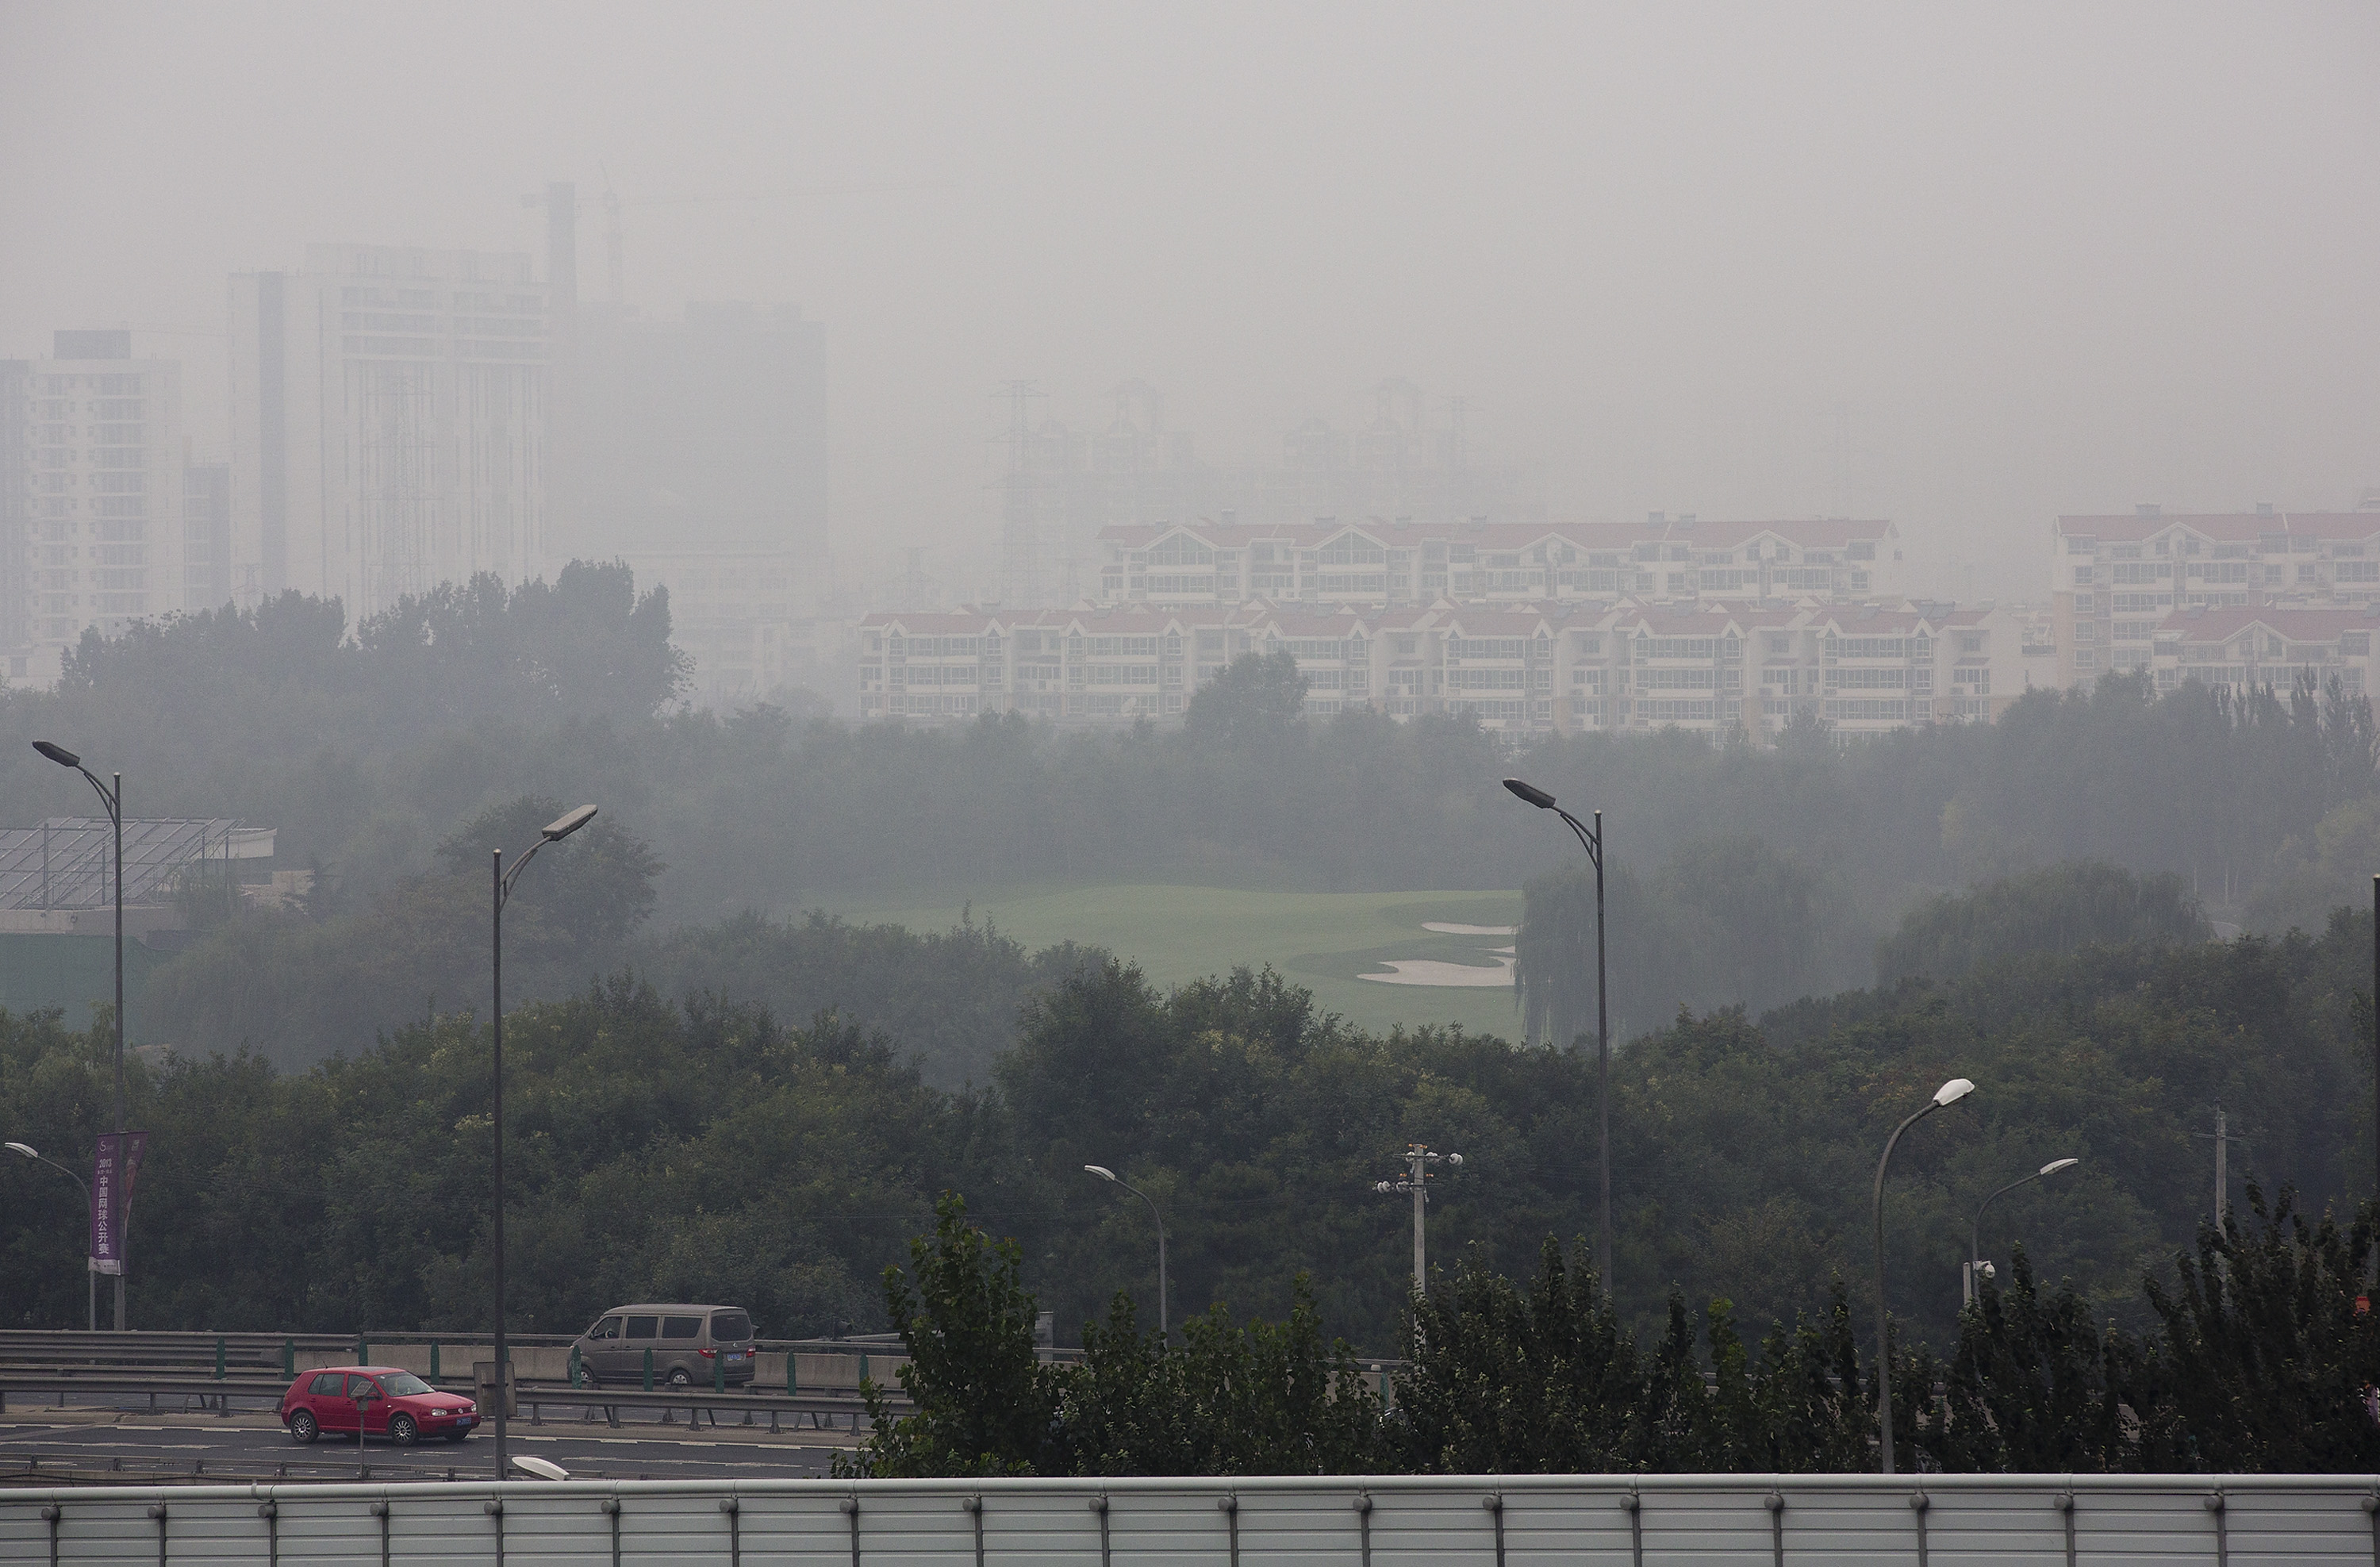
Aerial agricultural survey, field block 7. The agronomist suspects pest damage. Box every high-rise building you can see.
[228,245,547,621]
[0,358,28,657]
[573,301,828,563]
[182,459,230,613]
[16,332,186,660]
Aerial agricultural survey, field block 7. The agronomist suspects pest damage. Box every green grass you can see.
[808,882,1529,1041]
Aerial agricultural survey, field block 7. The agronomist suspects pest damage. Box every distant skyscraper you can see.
[0,357,28,656]
[14,332,186,659]
[182,459,230,613]
[228,245,547,620]
[572,301,827,563]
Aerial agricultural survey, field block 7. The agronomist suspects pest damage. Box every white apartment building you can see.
[2148,605,2380,701]
[2051,503,2380,686]
[19,331,187,660]
[857,593,2019,741]
[229,246,546,622]
[1094,515,1901,610]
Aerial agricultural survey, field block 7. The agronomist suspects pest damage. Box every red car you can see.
[279,1366,477,1446]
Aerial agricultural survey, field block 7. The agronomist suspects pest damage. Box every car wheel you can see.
[288,1409,318,1445]
[667,1367,692,1388]
[388,1413,418,1447]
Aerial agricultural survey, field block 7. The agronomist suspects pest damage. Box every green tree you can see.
[1877,861,2213,984]
[849,1192,1066,1477]
[1182,649,1308,746]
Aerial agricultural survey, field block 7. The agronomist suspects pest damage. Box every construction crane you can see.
[524,172,955,306]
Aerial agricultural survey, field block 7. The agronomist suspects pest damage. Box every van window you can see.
[586,1315,622,1340]
[710,1311,751,1342]
[624,1315,658,1339]
[661,1315,703,1339]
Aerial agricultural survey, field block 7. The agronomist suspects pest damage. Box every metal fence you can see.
[6,1473,2380,1565]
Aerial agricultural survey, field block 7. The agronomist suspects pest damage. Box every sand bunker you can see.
[1360,954,1516,987]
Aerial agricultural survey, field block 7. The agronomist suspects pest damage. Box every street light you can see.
[32,740,126,1331]
[1502,778,1612,1281]
[1084,1165,1169,1338]
[1872,1075,1974,1475]
[5,1142,95,1331]
[1964,1158,2079,1307]
[490,802,598,1481]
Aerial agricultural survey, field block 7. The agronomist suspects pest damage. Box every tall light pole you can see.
[32,741,125,1331]
[5,1142,95,1331]
[490,803,598,1481]
[1873,1076,1974,1475]
[1084,1165,1169,1338]
[1503,778,1610,1279]
[1963,1158,2079,1307]
[1373,1143,1462,1293]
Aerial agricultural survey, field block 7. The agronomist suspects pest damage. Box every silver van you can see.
[573,1303,756,1388]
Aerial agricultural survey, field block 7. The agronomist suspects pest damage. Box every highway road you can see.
[0,1407,855,1483]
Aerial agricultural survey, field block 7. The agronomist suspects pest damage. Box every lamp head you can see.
[2,1142,36,1159]
[543,804,599,841]
[511,1454,570,1481]
[1933,1077,1976,1108]
[32,741,80,770]
[1502,778,1557,810]
[1083,1165,1116,1182]
[2040,1157,2080,1177]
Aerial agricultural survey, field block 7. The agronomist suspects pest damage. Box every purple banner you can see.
[89,1132,148,1276]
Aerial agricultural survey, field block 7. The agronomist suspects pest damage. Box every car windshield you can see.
[378,1372,432,1396]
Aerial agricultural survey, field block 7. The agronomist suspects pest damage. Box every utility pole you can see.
[1373,1144,1462,1293]
[2194,1108,2250,1239]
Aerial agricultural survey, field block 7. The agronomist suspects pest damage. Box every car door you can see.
[315,1372,359,1434]
[584,1315,625,1379]
[349,1374,390,1438]
[622,1314,659,1384]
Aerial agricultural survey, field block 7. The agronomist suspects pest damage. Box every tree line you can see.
[853,1187,2380,1477]
[3,877,2377,1362]
[6,574,2380,1072]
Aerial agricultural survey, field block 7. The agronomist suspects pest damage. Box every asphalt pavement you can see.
[0,1404,856,1483]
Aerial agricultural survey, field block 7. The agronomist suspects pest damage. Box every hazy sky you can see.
[4,2,2374,599]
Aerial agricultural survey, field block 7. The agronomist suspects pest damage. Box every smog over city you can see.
[1,1,2378,1494]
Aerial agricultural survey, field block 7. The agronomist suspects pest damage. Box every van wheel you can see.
[667,1367,692,1388]
[578,1369,600,1392]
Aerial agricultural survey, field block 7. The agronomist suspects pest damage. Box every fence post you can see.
[714,1351,724,1394]
[643,1348,654,1392]
[213,1338,225,1380]
[431,1342,441,1381]
[357,1337,368,1366]
[787,1353,797,1397]
[282,1338,294,1377]
[570,1344,582,1389]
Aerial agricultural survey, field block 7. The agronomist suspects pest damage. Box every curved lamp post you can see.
[1964,1158,2079,1307]
[490,802,597,1481]
[1084,1165,1169,1338]
[1873,1075,1974,1474]
[5,1142,95,1331]
[32,741,125,1331]
[1501,777,1610,1280]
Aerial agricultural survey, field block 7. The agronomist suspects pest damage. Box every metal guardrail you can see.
[0,1371,893,1433]
[6,1473,2380,1565]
